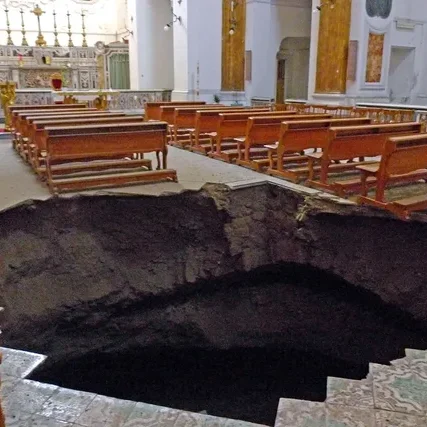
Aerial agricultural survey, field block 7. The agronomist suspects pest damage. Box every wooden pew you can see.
[172,106,265,148]
[227,114,335,169]
[29,115,146,175]
[44,122,177,194]
[266,118,373,182]
[159,104,226,142]
[9,103,87,116]
[209,111,315,161]
[14,109,113,157]
[305,122,422,192]
[10,104,92,130]
[190,108,270,154]
[357,134,427,219]
[144,101,206,121]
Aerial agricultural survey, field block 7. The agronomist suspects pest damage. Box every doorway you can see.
[388,47,416,103]
[276,37,310,102]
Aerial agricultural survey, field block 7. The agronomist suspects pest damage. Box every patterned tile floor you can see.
[274,349,427,427]
[0,347,266,427]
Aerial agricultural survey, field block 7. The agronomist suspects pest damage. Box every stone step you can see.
[405,348,427,376]
[274,398,325,427]
[326,403,375,426]
[326,376,373,409]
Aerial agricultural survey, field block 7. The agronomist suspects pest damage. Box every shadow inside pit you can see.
[30,263,427,425]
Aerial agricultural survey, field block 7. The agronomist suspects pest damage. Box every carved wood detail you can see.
[315,0,352,94]
[221,0,246,91]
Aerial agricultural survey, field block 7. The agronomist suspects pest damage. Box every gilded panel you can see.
[221,0,246,91]
[365,32,385,83]
[315,0,352,94]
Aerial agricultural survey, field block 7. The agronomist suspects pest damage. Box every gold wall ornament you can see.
[67,11,74,47]
[32,4,47,47]
[0,81,16,132]
[4,7,13,46]
[81,10,88,48]
[221,0,246,91]
[53,10,60,47]
[20,9,28,46]
[315,0,352,94]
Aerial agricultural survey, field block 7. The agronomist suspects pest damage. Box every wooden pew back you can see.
[326,122,422,160]
[246,114,334,145]
[32,115,143,152]
[13,107,93,130]
[16,109,101,138]
[45,122,168,160]
[145,101,206,120]
[160,104,228,124]
[278,118,373,152]
[174,106,266,134]
[382,134,427,176]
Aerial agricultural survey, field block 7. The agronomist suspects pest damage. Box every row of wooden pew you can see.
[149,102,427,219]
[9,103,179,194]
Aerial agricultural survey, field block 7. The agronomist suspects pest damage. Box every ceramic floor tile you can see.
[374,409,426,427]
[122,403,180,427]
[3,379,58,416]
[326,404,375,427]
[38,388,97,423]
[74,394,136,427]
[274,398,325,427]
[5,410,73,426]
[0,375,21,396]
[0,347,47,378]
[326,377,373,409]
[371,363,427,416]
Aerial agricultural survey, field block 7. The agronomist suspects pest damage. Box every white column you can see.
[245,0,275,102]
[172,0,222,102]
[127,0,174,90]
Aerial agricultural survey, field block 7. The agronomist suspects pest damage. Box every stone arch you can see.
[276,37,310,102]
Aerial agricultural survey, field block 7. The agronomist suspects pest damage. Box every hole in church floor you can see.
[29,264,427,426]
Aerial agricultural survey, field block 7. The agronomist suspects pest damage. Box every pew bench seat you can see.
[49,169,177,194]
[332,164,427,197]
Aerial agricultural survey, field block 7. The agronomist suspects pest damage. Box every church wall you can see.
[173,0,223,102]
[245,1,312,103]
[128,0,174,90]
[0,0,119,48]
[310,0,427,106]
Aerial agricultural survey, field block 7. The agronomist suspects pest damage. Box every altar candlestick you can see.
[81,10,88,48]
[4,6,13,46]
[20,9,28,46]
[31,4,46,47]
[67,11,74,47]
[53,10,60,47]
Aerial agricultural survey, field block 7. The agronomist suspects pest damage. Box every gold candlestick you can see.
[4,7,13,46]
[67,11,74,47]
[53,10,60,47]
[31,4,46,47]
[81,10,88,47]
[20,9,28,46]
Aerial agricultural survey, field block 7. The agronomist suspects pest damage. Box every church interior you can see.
[2,0,427,426]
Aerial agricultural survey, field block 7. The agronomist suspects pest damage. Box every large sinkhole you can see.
[29,263,427,425]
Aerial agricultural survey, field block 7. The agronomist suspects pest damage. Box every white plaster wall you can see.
[173,0,222,102]
[245,0,275,102]
[0,0,120,48]
[127,0,174,90]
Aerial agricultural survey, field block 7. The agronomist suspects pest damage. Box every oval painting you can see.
[366,0,393,19]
